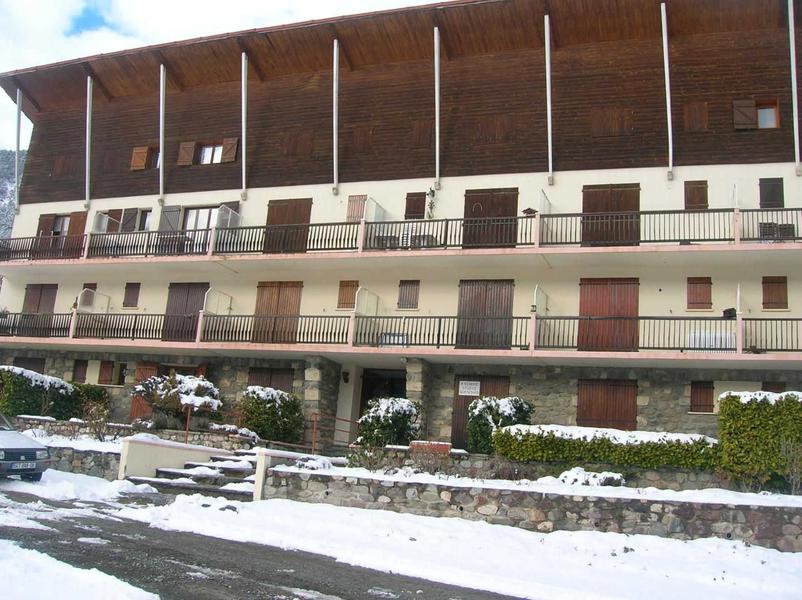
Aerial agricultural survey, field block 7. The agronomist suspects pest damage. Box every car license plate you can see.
[11,462,36,470]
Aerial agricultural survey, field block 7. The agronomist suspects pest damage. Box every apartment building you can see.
[0,0,800,448]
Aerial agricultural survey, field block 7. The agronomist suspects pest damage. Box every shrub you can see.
[493,425,718,471]
[75,384,111,441]
[131,372,221,418]
[467,396,532,454]
[0,366,75,417]
[356,397,420,447]
[718,391,802,491]
[240,386,303,443]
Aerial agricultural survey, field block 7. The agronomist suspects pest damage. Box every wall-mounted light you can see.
[342,371,350,384]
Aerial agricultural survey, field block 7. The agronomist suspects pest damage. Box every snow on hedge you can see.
[207,423,259,438]
[0,366,74,395]
[720,390,801,405]
[357,397,418,422]
[243,386,290,405]
[132,373,221,412]
[503,424,717,446]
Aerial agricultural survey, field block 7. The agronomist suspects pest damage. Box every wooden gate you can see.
[576,379,637,430]
[264,198,312,254]
[578,278,639,351]
[456,280,514,348]
[463,188,518,248]
[252,281,303,343]
[162,282,209,341]
[581,184,640,246]
[451,375,510,449]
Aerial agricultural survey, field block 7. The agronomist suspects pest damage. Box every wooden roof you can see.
[0,0,788,118]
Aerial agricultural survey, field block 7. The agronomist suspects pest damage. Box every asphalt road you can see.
[0,490,523,600]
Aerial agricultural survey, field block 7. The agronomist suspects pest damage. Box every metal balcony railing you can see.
[0,312,72,337]
[363,216,536,250]
[213,222,359,254]
[86,229,211,258]
[201,314,351,345]
[0,235,86,260]
[740,208,802,242]
[742,318,802,352]
[73,313,170,340]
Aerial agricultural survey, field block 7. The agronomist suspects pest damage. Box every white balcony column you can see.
[14,88,22,214]
[788,0,801,174]
[733,207,742,244]
[528,312,538,356]
[433,26,441,190]
[207,227,217,257]
[660,3,674,180]
[241,51,248,199]
[159,64,166,201]
[735,283,743,353]
[68,308,78,339]
[348,312,357,347]
[532,212,541,248]
[85,75,93,209]
[195,310,205,344]
[356,218,366,252]
[544,14,554,185]
[332,39,339,195]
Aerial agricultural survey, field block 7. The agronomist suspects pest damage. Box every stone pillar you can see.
[303,356,341,450]
[405,358,432,439]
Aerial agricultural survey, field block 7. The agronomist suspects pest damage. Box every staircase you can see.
[127,448,258,501]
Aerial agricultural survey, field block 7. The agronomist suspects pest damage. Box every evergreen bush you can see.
[467,396,532,454]
[356,397,420,447]
[0,366,75,417]
[240,386,304,443]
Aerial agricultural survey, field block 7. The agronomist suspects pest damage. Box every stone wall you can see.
[405,358,432,435]
[303,356,342,449]
[46,446,121,481]
[264,470,802,552]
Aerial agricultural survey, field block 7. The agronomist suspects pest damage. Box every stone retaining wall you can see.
[265,470,802,552]
[47,446,120,481]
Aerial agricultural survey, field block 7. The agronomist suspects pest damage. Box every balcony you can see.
[0,312,72,337]
[0,235,86,260]
[86,229,212,258]
[201,315,351,345]
[353,316,531,349]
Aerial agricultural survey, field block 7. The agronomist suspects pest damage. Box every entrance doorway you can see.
[359,369,407,415]
[578,278,639,351]
[452,375,510,449]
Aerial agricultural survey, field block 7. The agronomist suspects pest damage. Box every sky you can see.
[0,0,435,149]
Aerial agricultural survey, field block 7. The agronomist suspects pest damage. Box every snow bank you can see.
[503,424,718,446]
[0,539,157,600]
[720,390,802,405]
[22,429,122,453]
[207,423,259,438]
[243,386,290,405]
[0,469,155,501]
[538,467,624,487]
[117,494,802,600]
[0,366,74,394]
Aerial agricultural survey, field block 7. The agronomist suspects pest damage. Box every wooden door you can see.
[252,282,303,343]
[577,379,637,430]
[130,362,159,421]
[578,278,639,351]
[456,280,514,348]
[463,188,518,248]
[581,184,640,246]
[20,284,58,336]
[63,210,87,258]
[264,198,312,254]
[452,375,510,449]
[163,282,209,341]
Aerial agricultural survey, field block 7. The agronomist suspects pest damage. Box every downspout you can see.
[660,3,674,180]
[434,26,441,190]
[241,51,248,200]
[332,39,339,195]
[545,14,554,185]
[788,0,801,175]
[85,76,93,209]
[14,88,21,214]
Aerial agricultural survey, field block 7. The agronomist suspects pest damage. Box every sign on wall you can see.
[458,380,481,396]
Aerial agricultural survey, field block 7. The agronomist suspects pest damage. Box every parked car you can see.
[0,412,51,482]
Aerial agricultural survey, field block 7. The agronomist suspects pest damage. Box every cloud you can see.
[0,0,435,149]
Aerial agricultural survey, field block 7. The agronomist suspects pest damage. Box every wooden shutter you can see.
[577,379,637,430]
[337,280,359,309]
[121,208,139,232]
[22,285,43,313]
[81,283,97,308]
[247,367,293,391]
[346,195,367,222]
[762,382,786,393]
[123,282,141,308]
[759,178,784,209]
[221,137,239,163]
[690,381,715,413]
[130,146,151,171]
[762,276,788,309]
[351,124,373,152]
[177,141,197,166]
[684,181,708,210]
[67,211,88,236]
[411,119,433,148]
[106,209,123,233]
[733,99,757,129]
[405,192,426,220]
[397,280,420,309]
[72,359,88,383]
[683,102,708,132]
[158,206,182,231]
[37,214,56,237]
[98,360,115,385]
[687,277,712,309]
[591,108,634,137]
[13,357,45,373]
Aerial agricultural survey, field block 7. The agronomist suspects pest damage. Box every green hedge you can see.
[357,397,420,447]
[467,396,532,454]
[493,428,718,471]
[0,367,81,420]
[718,392,802,490]
[240,386,304,443]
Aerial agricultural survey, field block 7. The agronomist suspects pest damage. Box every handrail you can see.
[0,312,72,337]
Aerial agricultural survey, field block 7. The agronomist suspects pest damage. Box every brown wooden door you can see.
[264,198,313,254]
[20,284,58,336]
[163,282,209,341]
[456,280,514,348]
[252,281,303,343]
[578,278,639,351]
[581,184,640,246]
[63,210,88,258]
[452,375,510,449]
[577,379,637,430]
[463,188,518,248]
[130,362,159,421]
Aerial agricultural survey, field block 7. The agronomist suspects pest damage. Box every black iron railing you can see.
[353,316,530,349]
[535,316,737,351]
[363,216,536,250]
[0,312,72,337]
[743,318,802,352]
[213,222,359,254]
[0,235,86,260]
[740,208,802,242]
[74,313,169,340]
[86,229,211,258]
[202,314,351,344]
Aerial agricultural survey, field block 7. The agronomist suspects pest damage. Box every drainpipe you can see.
[544,14,554,185]
[660,3,674,180]
[14,88,21,215]
[85,76,93,210]
[241,51,249,200]
[434,26,441,190]
[789,0,801,174]
[332,39,339,195]
[159,64,166,202]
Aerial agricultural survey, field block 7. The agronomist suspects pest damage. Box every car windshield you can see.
[0,413,13,431]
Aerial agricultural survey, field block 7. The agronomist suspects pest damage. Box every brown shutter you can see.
[121,208,139,232]
[759,178,784,209]
[106,209,123,233]
[690,381,714,413]
[411,119,433,148]
[123,282,141,308]
[158,206,182,231]
[337,280,359,309]
[351,124,373,152]
[687,277,712,309]
[177,141,197,166]
[81,283,97,307]
[591,108,634,137]
[733,99,757,129]
[762,382,786,393]
[22,285,43,313]
[405,192,427,220]
[346,195,367,222]
[67,211,88,236]
[397,280,420,309]
[130,146,151,171]
[684,181,708,210]
[37,214,56,237]
[98,360,115,385]
[13,357,46,373]
[72,359,88,383]
[683,102,709,132]
[221,137,239,163]
[577,379,637,430]
[247,367,293,391]
[762,276,788,309]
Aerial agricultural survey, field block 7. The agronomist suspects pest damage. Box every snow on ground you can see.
[219,481,255,493]
[0,539,157,600]
[0,469,156,501]
[272,463,802,508]
[503,423,717,445]
[117,494,802,600]
[22,428,122,453]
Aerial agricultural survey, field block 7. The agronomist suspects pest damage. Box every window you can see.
[52,215,70,236]
[591,107,634,137]
[733,99,780,130]
[687,277,712,310]
[130,146,159,171]
[757,100,779,129]
[138,210,152,231]
[98,361,127,386]
[405,192,426,220]
[690,381,715,413]
[684,181,708,210]
[762,382,786,393]
[123,282,141,308]
[183,207,218,230]
[759,178,784,209]
[337,280,359,309]
[199,144,223,165]
[762,276,788,309]
[397,280,420,309]
[683,102,708,132]
[72,359,88,383]
[346,195,367,222]
[247,367,293,391]
[80,283,97,308]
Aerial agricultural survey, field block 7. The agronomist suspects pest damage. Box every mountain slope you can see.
[0,149,25,238]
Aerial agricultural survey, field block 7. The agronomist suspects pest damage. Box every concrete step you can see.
[210,454,257,464]
[128,476,254,501]
[154,467,246,487]
[183,460,255,479]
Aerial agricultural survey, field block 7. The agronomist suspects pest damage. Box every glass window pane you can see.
[200,146,213,164]
[758,107,778,129]
[212,145,223,163]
